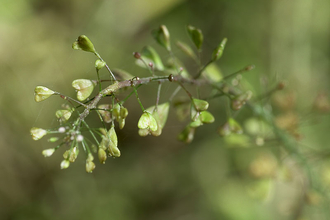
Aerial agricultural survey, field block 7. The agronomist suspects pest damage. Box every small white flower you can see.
[76,134,84,142]
[58,127,66,133]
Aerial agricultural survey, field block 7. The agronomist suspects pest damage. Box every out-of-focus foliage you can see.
[1,0,330,219]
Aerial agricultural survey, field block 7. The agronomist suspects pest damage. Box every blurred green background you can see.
[1,0,330,219]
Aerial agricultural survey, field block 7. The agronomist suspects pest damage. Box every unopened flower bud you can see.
[133,52,141,59]
[60,160,70,169]
[95,59,106,70]
[30,127,47,140]
[98,148,107,164]
[108,127,120,157]
[86,161,96,173]
[42,148,55,157]
[48,137,59,142]
[34,86,55,102]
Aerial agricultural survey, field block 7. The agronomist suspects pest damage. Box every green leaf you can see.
[186,25,204,50]
[72,35,96,53]
[211,38,227,61]
[152,25,171,51]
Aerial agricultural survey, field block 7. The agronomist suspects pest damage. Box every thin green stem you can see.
[221,65,255,81]
[133,86,145,112]
[155,82,162,110]
[82,120,100,145]
[94,52,117,81]
[56,92,87,107]
[194,60,213,79]
[96,70,102,92]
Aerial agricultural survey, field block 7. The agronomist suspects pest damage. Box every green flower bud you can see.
[118,118,125,129]
[211,38,227,61]
[120,106,128,119]
[138,112,158,132]
[34,86,55,102]
[72,79,95,101]
[152,25,171,52]
[112,103,121,120]
[178,125,196,144]
[95,59,106,70]
[108,126,120,157]
[55,110,72,122]
[87,153,94,162]
[186,25,204,50]
[85,153,96,172]
[42,148,55,157]
[60,160,70,169]
[200,111,215,124]
[86,159,96,173]
[30,127,47,140]
[72,35,96,53]
[192,98,209,111]
[98,148,107,164]
[48,137,59,142]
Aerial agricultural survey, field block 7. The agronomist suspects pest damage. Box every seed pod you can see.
[72,35,96,53]
[34,86,55,102]
[211,38,227,61]
[186,25,204,51]
[72,79,95,101]
[152,25,171,52]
